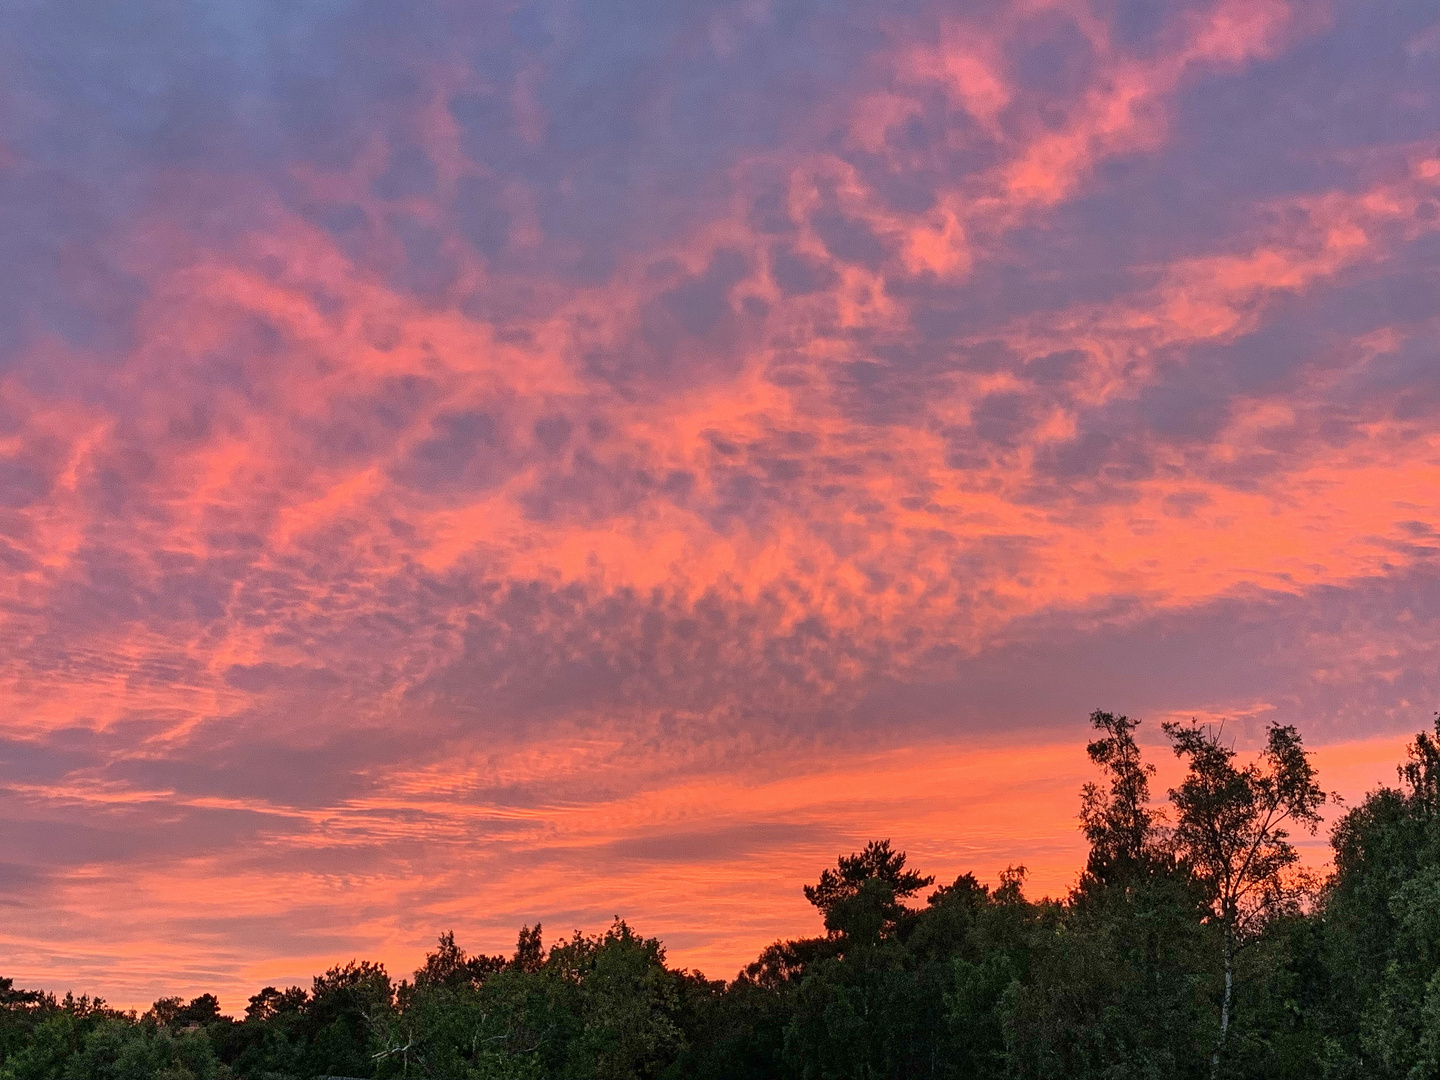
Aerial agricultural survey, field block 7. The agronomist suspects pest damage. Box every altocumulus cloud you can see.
[0,0,1437,1009]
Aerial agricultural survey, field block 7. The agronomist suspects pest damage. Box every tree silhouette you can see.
[1080,709,1164,883]
[1163,720,1326,1078]
[414,931,505,989]
[804,839,935,945]
[511,923,544,973]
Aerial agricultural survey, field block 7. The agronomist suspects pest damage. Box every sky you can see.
[1,0,1438,1011]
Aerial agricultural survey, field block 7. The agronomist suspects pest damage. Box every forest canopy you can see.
[4,712,1440,1080]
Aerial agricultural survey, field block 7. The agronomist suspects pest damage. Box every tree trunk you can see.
[1210,931,1234,1080]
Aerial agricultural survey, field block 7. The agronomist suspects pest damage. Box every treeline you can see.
[4,713,1440,1079]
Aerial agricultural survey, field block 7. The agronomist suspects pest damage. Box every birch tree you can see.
[1162,720,1326,1079]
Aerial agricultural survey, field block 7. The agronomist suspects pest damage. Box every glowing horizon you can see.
[1,0,1438,1012]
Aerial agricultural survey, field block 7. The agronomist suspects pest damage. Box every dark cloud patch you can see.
[1105,0,1175,53]
[450,92,526,171]
[1025,349,1089,385]
[749,178,797,235]
[1005,11,1097,106]
[1083,375,1231,457]
[0,862,49,901]
[532,413,574,453]
[970,392,1040,451]
[453,174,512,259]
[982,7,1439,289]
[1352,336,1440,424]
[812,211,890,269]
[0,809,149,868]
[0,169,148,364]
[587,248,755,390]
[0,787,317,878]
[306,375,442,469]
[400,561,1440,765]
[861,567,1440,743]
[770,245,839,297]
[108,721,397,810]
[224,663,344,695]
[417,577,874,734]
[0,732,104,786]
[1161,490,1210,518]
[1026,248,1440,497]
[390,214,462,297]
[518,446,695,524]
[27,539,241,642]
[889,257,1141,356]
[658,249,749,337]
[1031,428,1156,492]
[390,409,513,494]
[372,140,439,201]
[1071,0,1440,255]
[312,202,373,258]
[828,348,969,429]
[606,822,827,864]
[0,452,58,510]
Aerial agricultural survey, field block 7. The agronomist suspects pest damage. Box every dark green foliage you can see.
[305,960,395,1077]
[369,920,699,1079]
[1080,710,1161,883]
[0,992,222,1080]
[0,979,48,1066]
[802,840,935,945]
[1316,716,1440,1079]
[1007,871,1213,1080]
[413,932,507,990]
[1003,712,1215,1079]
[2,712,1435,1080]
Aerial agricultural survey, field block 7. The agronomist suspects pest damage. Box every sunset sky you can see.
[2,0,1439,1011]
